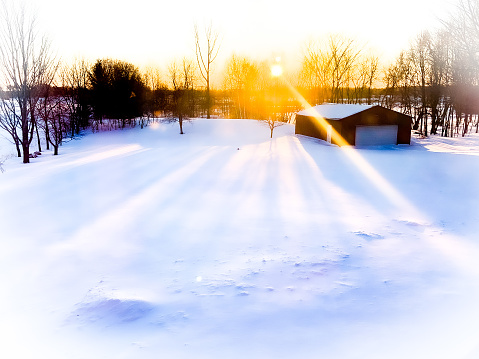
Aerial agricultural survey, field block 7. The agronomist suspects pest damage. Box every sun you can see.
[271,64,283,77]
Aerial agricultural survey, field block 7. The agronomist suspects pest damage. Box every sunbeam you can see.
[282,79,426,223]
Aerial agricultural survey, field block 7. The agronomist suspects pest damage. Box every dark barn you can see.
[295,104,412,146]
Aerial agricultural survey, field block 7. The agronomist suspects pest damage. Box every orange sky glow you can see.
[28,0,455,78]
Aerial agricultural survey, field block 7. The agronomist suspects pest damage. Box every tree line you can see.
[1,1,479,163]
[381,0,479,137]
[298,0,479,138]
[0,3,225,163]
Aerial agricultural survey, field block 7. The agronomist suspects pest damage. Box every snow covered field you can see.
[1,119,479,359]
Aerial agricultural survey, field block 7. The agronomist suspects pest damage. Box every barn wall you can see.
[295,106,412,146]
[342,106,412,146]
[295,114,327,140]
[329,121,343,145]
[295,115,344,144]
[397,116,412,145]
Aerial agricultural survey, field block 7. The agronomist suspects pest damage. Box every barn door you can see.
[355,125,398,146]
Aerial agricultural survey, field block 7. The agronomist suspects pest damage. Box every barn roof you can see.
[297,104,374,120]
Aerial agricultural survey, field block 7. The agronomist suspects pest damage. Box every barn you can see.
[295,104,412,146]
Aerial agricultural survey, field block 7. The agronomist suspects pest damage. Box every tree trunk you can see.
[179,116,184,134]
[423,107,428,137]
[53,145,58,155]
[22,120,30,164]
[44,120,50,150]
[35,119,42,152]
[22,143,29,163]
[15,139,21,157]
[206,83,210,119]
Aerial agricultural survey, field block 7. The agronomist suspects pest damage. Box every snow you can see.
[297,104,374,119]
[1,119,479,359]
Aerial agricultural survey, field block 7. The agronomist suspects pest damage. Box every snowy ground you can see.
[1,119,479,359]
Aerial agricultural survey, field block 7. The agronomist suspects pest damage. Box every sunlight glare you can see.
[271,64,283,77]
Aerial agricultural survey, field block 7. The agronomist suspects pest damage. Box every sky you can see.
[29,0,456,77]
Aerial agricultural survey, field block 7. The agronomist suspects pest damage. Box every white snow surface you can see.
[1,119,479,359]
[297,104,374,119]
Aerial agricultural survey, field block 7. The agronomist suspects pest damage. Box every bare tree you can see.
[62,58,91,137]
[168,58,196,134]
[142,66,167,127]
[427,30,453,135]
[0,1,56,163]
[328,35,362,103]
[443,0,479,84]
[378,1,479,138]
[256,61,295,138]
[195,23,220,119]
[349,54,378,104]
[0,94,22,157]
[364,55,379,104]
[382,50,416,115]
[300,40,332,105]
[35,68,70,156]
[43,93,68,156]
[409,31,432,136]
[222,54,260,119]
[443,0,479,136]
[300,35,363,105]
